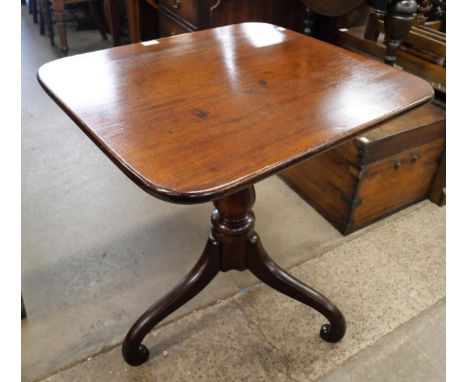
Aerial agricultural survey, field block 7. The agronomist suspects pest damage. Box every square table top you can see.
[38,23,433,203]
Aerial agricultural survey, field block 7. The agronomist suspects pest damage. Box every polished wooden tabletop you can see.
[38,23,433,203]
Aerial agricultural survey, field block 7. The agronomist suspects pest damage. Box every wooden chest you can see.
[280,102,445,234]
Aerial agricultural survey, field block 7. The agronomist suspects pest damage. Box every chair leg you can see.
[89,0,108,40]
[103,0,121,46]
[38,0,45,35]
[53,0,69,56]
[41,0,55,46]
[32,0,39,23]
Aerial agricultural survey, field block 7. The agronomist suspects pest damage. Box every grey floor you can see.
[38,202,446,382]
[21,6,446,382]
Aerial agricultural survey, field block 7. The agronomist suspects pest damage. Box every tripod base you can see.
[122,186,346,366]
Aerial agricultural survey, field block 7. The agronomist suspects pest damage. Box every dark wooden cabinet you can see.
[157,0,308,37]
[128,0,371,42]
[159,6,192,35]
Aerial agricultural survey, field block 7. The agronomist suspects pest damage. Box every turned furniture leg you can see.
[364,8,385,41]
[126,0,140,43]
[304,6,314,36]
[38,0,45,35]
[103,0,121,46]
[384,0,418,65]
[122,186,346,366]
[89,0,108,41]
[32,0,39,23]
[41,0,55,46]
[53,0,68,56]
[122,238,221,366]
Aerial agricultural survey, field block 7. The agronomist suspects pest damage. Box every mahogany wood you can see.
[38,23,433,204]
[123,235,221,365]
[38,23,433,367]
[126,0,141,42]
[247,235,346,342]
[122,186,346,365]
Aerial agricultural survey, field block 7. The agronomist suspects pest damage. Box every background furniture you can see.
[38,23,433,366]
[340,0,446,204]
[281,104,445,234]
[339,0,446,95]
[38,0,117,55]
[103,0,121,45]
[27,0,39,23]
[128,0,308,41]
[126,0,371,42]
[280,0,446,234]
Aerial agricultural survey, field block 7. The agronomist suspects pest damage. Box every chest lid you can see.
[356,102,445,165]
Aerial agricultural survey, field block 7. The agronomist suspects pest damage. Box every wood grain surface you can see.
[38,23,433,203]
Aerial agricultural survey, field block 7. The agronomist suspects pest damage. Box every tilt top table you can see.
[38,23,433,366]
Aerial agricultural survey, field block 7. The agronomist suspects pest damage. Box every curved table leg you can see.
[247,234,346,343]
[122,237,221,366]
